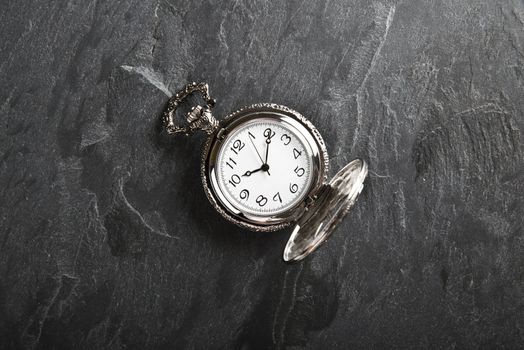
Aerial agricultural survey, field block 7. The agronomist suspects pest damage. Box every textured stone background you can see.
[1,0,524,349]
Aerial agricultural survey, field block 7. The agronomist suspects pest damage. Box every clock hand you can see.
[242,163,270,177]
[248,134,265,165]
[263,136,272,176]
[265,137,270,164]
[242,167,262,177]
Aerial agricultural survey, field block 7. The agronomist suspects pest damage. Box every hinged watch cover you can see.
[283,159,368,262]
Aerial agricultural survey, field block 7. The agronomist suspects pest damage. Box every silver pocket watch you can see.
[163,82,367,262]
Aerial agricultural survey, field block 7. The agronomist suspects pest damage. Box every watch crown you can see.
[163,82,218,136]
[187,105,204,123]
[184,105,219,135]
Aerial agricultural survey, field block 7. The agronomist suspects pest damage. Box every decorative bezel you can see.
[201,103,329,232]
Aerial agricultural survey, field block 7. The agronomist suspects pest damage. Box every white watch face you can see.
[215,117,315,217]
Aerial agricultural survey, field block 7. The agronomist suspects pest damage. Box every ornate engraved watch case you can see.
[163,82,367,261]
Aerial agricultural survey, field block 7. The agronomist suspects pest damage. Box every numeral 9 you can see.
[240,189,249,200]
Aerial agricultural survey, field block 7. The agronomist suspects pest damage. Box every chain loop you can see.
[163,82,217,135]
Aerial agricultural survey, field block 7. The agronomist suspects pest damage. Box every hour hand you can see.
[242,163,270,177]
[242,167,262,177]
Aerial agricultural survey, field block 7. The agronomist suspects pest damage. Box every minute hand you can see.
[265,138,270,164]
[248,135,265,164]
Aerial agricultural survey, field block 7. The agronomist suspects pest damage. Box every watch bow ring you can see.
[162,82,368,262]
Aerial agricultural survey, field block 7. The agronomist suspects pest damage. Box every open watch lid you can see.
[283,159,368,262]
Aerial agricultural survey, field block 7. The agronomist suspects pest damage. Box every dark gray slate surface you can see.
[1,0,523,349]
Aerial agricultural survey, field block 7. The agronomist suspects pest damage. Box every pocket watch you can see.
[163,82,367,262]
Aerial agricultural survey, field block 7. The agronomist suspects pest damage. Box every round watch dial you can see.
[215,118,314,217]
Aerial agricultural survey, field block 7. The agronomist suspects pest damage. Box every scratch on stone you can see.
[21,275,79,349]
[513,6,524,26]
[154,0,160,18]
[381,95,401,161]
[80,118,111,149]
[120,65,171,97]
[151,0,161,57]
[394,184,407,232]
[455,103,505,117]
[272,270,290,345]
[468,55,474,99]
[22,286,60,347]
[0,15,40,75]
[271,264,304,347]
[334,44,352,76]
[280,264,303,345]
[500,4,524,59]
[356,4,396,93]
[288,0,308,23]
[87,191,104,233]
[72,229,85,274]
[350,4,396,150]
[218,15,229,53]
[368,170,392,178]
[117,177,178,239]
